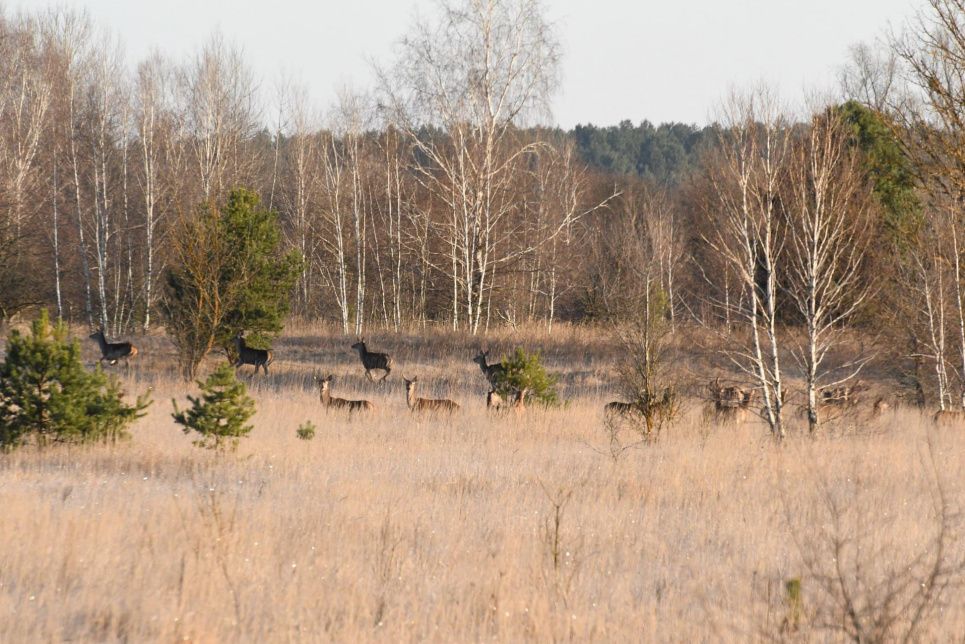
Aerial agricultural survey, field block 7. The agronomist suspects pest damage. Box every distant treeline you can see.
[569,121,714,186]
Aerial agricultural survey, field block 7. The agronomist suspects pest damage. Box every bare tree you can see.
[891,0,965,410]
[179,32,259,200]
[700,86,790,439]
[840,40,899,111]
[0,12,51,317]
[784,106,876,433]
[42,7,96,326]
[379,0,561,333]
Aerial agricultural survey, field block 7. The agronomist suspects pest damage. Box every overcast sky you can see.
[15,0,920,127]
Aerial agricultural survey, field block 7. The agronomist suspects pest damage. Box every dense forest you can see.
[3,0,965,427]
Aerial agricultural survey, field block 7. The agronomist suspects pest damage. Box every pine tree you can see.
[496,348,560,406]
[172,362,256,450]
[0,310,151,450]
[162,189,303,380]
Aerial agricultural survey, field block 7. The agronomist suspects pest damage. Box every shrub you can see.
[496,348,560,406]
[296,421,316,441]
[0,310,151,451]
[172,363,256,450]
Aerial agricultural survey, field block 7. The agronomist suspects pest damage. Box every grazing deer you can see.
[933,409,965,427]
[350,338,392,384]
[313,374,376,413]
[473,348,506,386]
[230,331,273,375]
[403,375,459,413]
[89,329,138,366]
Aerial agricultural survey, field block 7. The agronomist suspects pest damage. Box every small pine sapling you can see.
[495,348,560,407]
[172,363,256,450]
[296,421,316,440]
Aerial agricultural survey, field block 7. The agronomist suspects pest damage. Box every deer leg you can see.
[365,370,375,383]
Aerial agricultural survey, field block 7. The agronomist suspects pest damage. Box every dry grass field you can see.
[1,323,964,642]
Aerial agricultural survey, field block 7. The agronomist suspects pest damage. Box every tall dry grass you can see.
[1,325,963,642]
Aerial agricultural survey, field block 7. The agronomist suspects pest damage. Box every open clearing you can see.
[1,325,963,642]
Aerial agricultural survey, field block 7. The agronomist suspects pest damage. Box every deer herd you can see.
[82,328,963,426]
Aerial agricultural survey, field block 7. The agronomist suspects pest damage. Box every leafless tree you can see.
[784,105,876,433]
[379,0,561,333]
[892,0,965,409]
[700,86,790,439]
[178,32,259,200]
[840,40,899,111]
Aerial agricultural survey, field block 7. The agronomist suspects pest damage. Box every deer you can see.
[403,375,459,413]
[871,397,891,419]
[230,331,273,375]
[350,338,392,384]
[486,388,505,411]
[709,378,755,424]
[821,380,865,407]
[933,409,965,427]
[89,329,138,366]
[511,387,533,413]
[604,401,639,420]
[313,374,376,413]
[473,348,506,386]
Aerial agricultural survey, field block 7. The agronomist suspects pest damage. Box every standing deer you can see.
[604,401,639,420]
[230,331,273,375]
[89,329,138,366]
[511,387,533,413]
[709,378,755,424]
[473,348,506,386]
[313,374,376,413]
[871,397,891,419]
[403,375,459,413]
[486,388,505,411]
[821,380,865,407]
[351,338,392,384]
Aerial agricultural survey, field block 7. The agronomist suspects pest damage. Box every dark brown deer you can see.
[230,331,273,375]
[403,375,459,413]
[314,374,375,413]
[473,348,506,386]
[604,401,639,419]
[89,329,138,366]
[351,338,392,384]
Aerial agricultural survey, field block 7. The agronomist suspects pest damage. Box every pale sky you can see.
[15,0,920,127]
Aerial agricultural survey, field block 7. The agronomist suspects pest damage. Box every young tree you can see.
[0,309,151,450]
[172,362,255,450]
[161,188,303,380]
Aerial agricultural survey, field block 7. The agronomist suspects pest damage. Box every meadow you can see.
[0,323,963,643]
